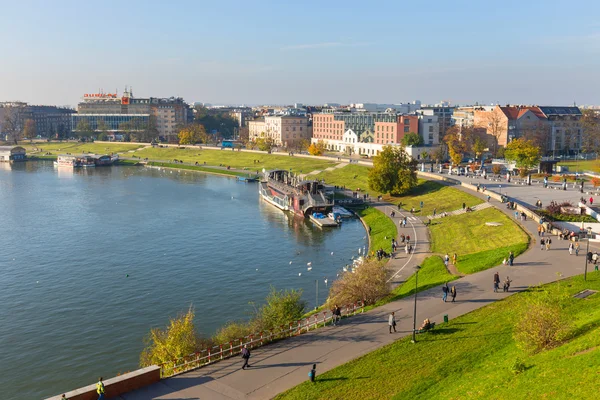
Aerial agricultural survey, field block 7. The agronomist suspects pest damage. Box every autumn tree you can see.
[2,106,22,144]
[368,145,417,195]
[307,140,326,156]
[444,126,466,166]
[22,119,36,142]
[136,115,160,143]
[472,135,486,161]
[504,138,540,175]
[581,110,600,154]
[485,109,504,157]
[178,123,207,145]
[401,132,423,147]
[255,136,275,152]
[431,146,446,164]
[522,122,551,156]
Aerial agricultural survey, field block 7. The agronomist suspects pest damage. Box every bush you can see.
[327,259,389,307]
[492,165,502,175]
[511,358,526,374]
[592,177,600,187]
[254,287,306,332]
[513,289,572,353]
[212,321,255,344]
[552,175,562,182]
[140,307,208,367]
[545,201,573,215]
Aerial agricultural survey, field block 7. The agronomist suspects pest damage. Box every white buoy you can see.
[256,268,259,271]
[289,261,293,265]
[307,267,312,271]
[330,252,334,256]
[324,278,328,286]
[36,281,39,284]
[307,262,312,266]
[298,273,302,276]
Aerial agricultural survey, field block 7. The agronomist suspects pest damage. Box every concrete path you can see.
[121,183,597,400]
[425,201,492,219]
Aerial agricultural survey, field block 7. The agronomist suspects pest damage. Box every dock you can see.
[309,215,339,227]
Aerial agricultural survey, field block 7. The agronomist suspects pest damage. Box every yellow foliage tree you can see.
[178,124,207,145]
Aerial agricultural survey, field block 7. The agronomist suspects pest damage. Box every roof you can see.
[538,106,582,116]
[0,146,26,152]
[498,106,546,121]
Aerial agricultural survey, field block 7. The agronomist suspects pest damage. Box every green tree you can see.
[96,119,109,140]
[255,287,306,332]
[22,119,36,142]
[401,132,423,147]
[255,136,275,152]
[368,145,417,195]
[140,307,203,368]
[178,123,207,145]
[194,106,238,139]
[75,119,94,141]
[504,138,540,173]
[472,136,486,161]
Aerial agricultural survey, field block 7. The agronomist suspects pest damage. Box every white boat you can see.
[54,155,79,168]
[329,206,354,220]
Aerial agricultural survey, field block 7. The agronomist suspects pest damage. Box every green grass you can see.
[276,274,600,400]
[393,180,483,216]
[128,147,336,173]
[429,207,530,274]
[313,164,379,196]
[146,161,254,177]
[376,256,457,306]
[21,141,144,155]
[558,160,600,173]
[355,207,397,254]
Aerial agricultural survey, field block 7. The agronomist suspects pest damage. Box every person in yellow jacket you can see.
[96,377,105,399]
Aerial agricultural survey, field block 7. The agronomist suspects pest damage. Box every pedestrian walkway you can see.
[426,201,492,219]
[297,162,348,179]
[122,183,592,400]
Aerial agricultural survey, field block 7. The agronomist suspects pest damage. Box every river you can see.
[0,162,367,399]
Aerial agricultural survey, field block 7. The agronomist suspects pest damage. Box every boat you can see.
[328,206,354,220]
[237,175,259,182]
[54,154,117,168]
[54,155,79,168]
[310,213,339,227]
[259,169,333,217]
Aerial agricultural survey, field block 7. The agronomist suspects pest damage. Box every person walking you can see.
[462,202,466,210]
[333,305,341,326]
[442,284,449,302]
[546,237,551,250]
[508,251,514,266]
[575,242,580,256]
[444,253,450,267]
[433,208,437,217]
[308,364,317,382]
[452,253,458,265]
[540,237,545,250]
[241,344,251,369]
[493,272,500,293]
[569,242,574,255]
[450,285,457,302]
[590,197,594,205]
[96,377,105,400]
[389,312,397,333]
[503,276,512,292]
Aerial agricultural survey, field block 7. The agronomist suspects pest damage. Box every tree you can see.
[178,123,207,145]
[96,119,109,140]
[444,126,466,166]
[522,122,551,156]
[75,119,94,141]
[2,106,22,144]
[431,146,445,164]
[254,287,306,332]
[472,136,486,161]
[327,260,388,307]
[485,110,504,157]
[368,145,417,195]
[420,150,429,160]
[581,110,600,154]
[255,136,275,152]
[194,106,238,139]
[504,138,540,173]
[401,132,423,147]
[307,140,326,156]
[140,307,204,368]
[22,119,36,142]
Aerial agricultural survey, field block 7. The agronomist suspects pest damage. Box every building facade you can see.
[264,116,310,146]
[418,105,454,136]
[418,114,440,145]
[248,118,266,140]
[0,102,74,138]
[0,146,26,162]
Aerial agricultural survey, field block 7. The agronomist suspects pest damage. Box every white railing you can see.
[158,301,364,378]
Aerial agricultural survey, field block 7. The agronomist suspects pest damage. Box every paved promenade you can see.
[122,183,598,400]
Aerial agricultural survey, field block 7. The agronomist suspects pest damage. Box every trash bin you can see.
[443,314,449,323]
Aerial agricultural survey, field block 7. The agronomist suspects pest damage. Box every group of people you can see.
[540,237,553,250]
[441,283,457,302]
[493,272,512,292]
[568,242,581,256]
[502,251,515,266]
[375,248,391,260]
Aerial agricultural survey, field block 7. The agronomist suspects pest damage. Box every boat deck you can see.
[309,215,339,227]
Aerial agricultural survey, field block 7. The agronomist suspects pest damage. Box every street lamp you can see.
[585,226,593,281]
[412,265,421,343]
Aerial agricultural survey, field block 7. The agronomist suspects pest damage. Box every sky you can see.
[1,0,599,107]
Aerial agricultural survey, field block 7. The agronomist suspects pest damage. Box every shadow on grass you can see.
[421,328,512,342]
[430,327,461,335]
[317,376,370,382]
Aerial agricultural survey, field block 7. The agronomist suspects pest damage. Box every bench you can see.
[417,322,436,334]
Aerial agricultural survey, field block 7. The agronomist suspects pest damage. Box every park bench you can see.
[417,322,436,334]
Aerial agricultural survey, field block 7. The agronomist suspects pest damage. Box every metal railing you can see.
[158,301,364,378]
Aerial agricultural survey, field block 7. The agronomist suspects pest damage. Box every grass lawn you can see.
[21,141,144,155]
[558,159,600,173]
[146,161,254,177]
[376,256,457,306]
[128,147,336,173]
[276,274,600,400]
[355,207,397,254]
[393,180,483,216]
[314,164,380,197]
[429,207,530,274]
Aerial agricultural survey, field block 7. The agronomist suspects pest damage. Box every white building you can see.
[418,114,440,145]
[351,101,421,114]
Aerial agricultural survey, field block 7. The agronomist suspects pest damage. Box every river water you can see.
[0,162,366,399]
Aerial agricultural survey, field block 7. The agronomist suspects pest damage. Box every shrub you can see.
[519,168,528,178]
[254,287,306,332]
[513,289,572,353]
[212,321,255,344]
[545,201,573,215]
[492,165,502,175]
[592,177,600,187]
[511,358,526,374]
[552,175,562,182]
[327,259,389,307]
[140,307,208,367]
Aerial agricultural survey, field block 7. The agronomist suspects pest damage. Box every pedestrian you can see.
[593,252,599,264]
[335,305,342,325]
[546,237,551,250]
[96,377,105,400]
[452,253,458,265]
[503,276,512,292]
[406,235,410,242]
[389,312,397,333]
[587,251,593,264]
[405,243,409,254]
[493,272,500,292]
[61,395,68,400]
[308,364,317,382]
[537,224,542,236]
[487,195,491,202]
[508,251,514,266]
[241,344,251,369]
[444,253,450,267]
[540,237,545,250]
[569,242,574,255]
[575,242,580,256]
[462,202,466,210]
[590,197,594,205]
[450,285,457,302]
[442,284,448,302]
[433,208,437,217]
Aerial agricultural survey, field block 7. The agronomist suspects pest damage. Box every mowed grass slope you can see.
[22,141,144,154]
[314,164,379,197]
[129,147,337,173]
[393,180,483,216]
[429,207,530,274]
[276,274,600,400]
[356,207,396,254]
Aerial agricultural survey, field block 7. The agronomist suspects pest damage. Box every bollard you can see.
[230,341,233,356]
[220,344,223,359]
[444,314,449,323]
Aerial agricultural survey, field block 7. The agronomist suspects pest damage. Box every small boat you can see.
[238,176,258,182]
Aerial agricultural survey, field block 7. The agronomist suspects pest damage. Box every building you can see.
[538,106,583,155]
[0,146,26,162]
[351,101,421,113]
[264,116,310,147]
[418,114,440,145]
[0,102,74,138]
[248,118,266,140]
[374,115,419,145]
[73,88,189,140]
[418,104,454,136]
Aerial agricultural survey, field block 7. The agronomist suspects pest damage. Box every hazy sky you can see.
[1,0,599,107]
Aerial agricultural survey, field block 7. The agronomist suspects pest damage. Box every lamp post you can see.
[412,265,421,343]
[585,227,593,281]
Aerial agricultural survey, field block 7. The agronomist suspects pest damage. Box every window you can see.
[404,119,410,125]
[429,126,433,132]
[404,126,409,132]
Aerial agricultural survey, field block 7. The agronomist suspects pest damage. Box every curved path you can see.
[121,182,593,400]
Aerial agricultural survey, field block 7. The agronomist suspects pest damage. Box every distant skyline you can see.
[1,0,599,107]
